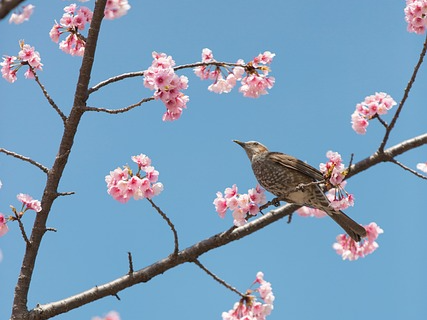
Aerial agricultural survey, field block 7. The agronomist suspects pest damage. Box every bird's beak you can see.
[233,140,245,148]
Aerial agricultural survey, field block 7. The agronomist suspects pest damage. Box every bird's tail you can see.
[328,210,367,242]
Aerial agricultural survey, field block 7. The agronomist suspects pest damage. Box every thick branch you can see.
[29,203,300,320]
[0,0,25,19]
[0,148,49,174]
[10,1,108,320]
[24,132,427,319]
[347,132,427,178]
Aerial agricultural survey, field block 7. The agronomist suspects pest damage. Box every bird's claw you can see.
[271,198,281,207]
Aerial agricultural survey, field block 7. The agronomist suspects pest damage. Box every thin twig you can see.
[388,158,427,179]
[193,259,245,298]
[112,293,121,301]
[45,228,57,233]
[127,252,134,274]
[0,148,49,174]
[14,213,31,246]
[146,198,179,256]
[57,191,75,197]
[379,33,427,152]
[84,97,155,114]
[88,71,145,94]
[375,115,388,129]
[31,68,67,124]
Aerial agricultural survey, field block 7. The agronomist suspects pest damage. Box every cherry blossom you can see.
[143,52,189,121]
[1,42,43,83]
[405,0,427,34]
[222,272,274,320]
[213,184,266,226]
[194,48,275,97]
[50,5,93,56]
[333,222,383,260]
[9,4,35,24]
[0,214,9,237]
[319,151,354,210]
[104,0,131,20]
[17,193,42,212]
[351,92,396,134]
[105,154,163,203]
[416,162,427,173]
[92,311,121,320]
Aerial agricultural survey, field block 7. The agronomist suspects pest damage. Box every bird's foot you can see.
[271,197,281,207]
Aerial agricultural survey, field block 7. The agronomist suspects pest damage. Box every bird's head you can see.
[233,140,269,160]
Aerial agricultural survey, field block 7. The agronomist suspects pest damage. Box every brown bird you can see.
[234,140,367,242]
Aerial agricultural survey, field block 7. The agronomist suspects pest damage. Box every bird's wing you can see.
[267,152,325,181]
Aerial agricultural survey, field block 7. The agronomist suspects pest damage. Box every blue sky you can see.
[1,1,427,319]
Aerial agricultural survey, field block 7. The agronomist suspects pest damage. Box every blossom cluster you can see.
[17,193,42,213]
[405,0,427,34]
[105,154,163,203]
[1,41,43,83]
[416,162,427,173]
[49,4,93,56]
[194,48,275,98]
[351,92,396,134]
[0,193,42,238]
[222,272,274,320]
[92,311,121,320]
[213,184,266,226]
[319,151,354,211]
[143,52,189,121]
[333,222,383,260]
[9,4,35,24]
[104,0,131,20]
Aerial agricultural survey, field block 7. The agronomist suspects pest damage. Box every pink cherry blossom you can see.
[143,52,189,121]
[104,0,131,20]
[92,311,121,320]
[405,0,427,34]
[416,162,427,173]
[106,155,163,203]
[194,48,275,97]
[50,5,93,56]
[351,92,396,134]
[296,206,328,218]
[0,214,9,237]
[1,42,43,83]
[17,193,42,212]
[333,222,383,260]
[213,184,267,226]
[213,192,228,218]
[9,4,35,24]
[222,272,274,320]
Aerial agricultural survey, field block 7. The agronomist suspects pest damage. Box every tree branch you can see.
[10,1,108,320]
[193,259,245,298]
[379,33,427,152]
[146,198,179,256]
[85,97,155,114]
[347,132,427,178]
[0,0,26,20]
[29,203,300,320]
[0,148,49,174]
[24,132,427,319]
[31,69,67,124]
[88,61,245,95]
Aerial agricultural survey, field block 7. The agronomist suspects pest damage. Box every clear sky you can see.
[1,1,427,319]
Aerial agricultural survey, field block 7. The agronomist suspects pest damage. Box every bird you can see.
[233,140,367,242]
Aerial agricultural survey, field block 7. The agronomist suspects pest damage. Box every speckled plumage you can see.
[234,140,366,242]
